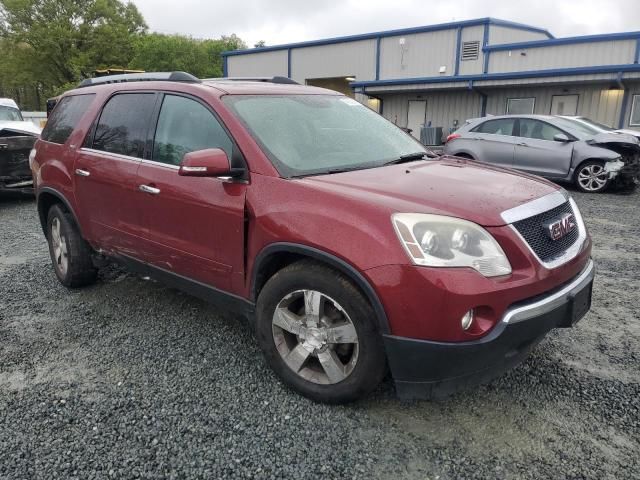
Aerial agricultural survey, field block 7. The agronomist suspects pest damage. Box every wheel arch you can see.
[37,187,83,237]
[251,243,390,334]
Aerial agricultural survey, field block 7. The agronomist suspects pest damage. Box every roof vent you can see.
[461,41,480,61]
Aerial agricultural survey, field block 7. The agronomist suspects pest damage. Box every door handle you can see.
[75,169,90,177]
[139,184,160,195]
[517,142,528,146]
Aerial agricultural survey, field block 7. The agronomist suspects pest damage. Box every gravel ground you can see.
[0,188,638,480]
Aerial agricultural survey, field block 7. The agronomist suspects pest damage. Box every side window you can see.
[41,94,95,144]
[472,118,515,136]
[152,95,233,166]
[92,93,157,158]
[519,119,564,141]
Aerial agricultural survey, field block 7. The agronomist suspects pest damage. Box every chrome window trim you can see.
[502,258,594,324]
[80,148,180,170]
[500,190,568,224]
[508,197,587,270]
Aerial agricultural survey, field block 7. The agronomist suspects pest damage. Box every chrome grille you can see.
[513,201,579,262]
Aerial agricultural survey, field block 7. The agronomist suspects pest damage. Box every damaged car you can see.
[444,114,640,193]
[0,98,41,194]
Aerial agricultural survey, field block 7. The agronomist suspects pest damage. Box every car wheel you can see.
[256,260,386,404]
[46,204,97,287]
[575,160,610,193]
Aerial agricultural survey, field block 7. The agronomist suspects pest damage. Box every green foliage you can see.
[129,33,246,79]
[0,0,247,109]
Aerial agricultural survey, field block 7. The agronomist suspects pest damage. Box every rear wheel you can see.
[256,260,386,404]
[46,204,97,287]
[575,160,610,193]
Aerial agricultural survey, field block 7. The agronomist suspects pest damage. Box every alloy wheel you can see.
[578,164,608,191]
[51,217,69,276]
[272,289,359,384]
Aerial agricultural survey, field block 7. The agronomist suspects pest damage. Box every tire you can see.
[574,160,610,193]
[46,204,97,288]
[454,153,474,160]
[255,260,386,404]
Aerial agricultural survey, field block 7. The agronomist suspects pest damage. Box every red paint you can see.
[33,80,592,343]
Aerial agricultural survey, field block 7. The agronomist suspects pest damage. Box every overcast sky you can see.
[131,0,640,47]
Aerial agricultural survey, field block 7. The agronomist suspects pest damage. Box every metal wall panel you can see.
[290,40,376,83]
[380,90,481,130]
[485,84,625,127]
[489,26,550,45]
[489,40,636,73]
[226,50,288,77]
[458,25,485,76]
[379,29,458,79]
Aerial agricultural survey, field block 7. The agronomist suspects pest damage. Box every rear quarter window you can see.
[41,94,95,144]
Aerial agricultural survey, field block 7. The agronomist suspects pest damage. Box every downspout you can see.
[617,72,629,129]
[468,80,488,117]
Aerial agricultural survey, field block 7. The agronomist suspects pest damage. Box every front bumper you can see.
[384,259,595,400]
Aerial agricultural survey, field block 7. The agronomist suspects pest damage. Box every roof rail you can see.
[77,71,201,88]
[204,76,300,85]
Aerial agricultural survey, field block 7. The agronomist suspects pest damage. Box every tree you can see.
[129,33,246,78]
[254,40,266,48]
[0,0,147,86]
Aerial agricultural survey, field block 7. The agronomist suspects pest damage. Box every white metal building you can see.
[222,18,640,143]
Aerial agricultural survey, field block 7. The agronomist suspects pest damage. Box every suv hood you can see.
[0,121,41,136]
[301,157,559,227]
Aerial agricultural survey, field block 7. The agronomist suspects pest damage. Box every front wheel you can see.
[255,261,386,404]
[575,160,610,193]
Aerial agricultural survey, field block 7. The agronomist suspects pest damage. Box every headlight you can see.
[392,213,512,277]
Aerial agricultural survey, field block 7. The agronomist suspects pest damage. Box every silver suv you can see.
[443,115,640,193]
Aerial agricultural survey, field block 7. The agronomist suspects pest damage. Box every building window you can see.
[630,94,640,127]
[506,97,535,115]
[461,41,480,61]
[550,94,579,116]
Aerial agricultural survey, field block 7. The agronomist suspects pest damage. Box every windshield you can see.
[552,117,603,139]
[224,94,427,177]
[0,105,23,122]
[575,117,614,131]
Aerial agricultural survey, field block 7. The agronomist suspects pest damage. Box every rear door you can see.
[513,118,573,177]
[74,92,158,254]
[467,117,517,168]
[134,93,247,292]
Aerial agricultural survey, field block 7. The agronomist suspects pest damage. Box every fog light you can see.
[461,309,474,330]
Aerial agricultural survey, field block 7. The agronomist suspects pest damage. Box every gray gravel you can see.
[0,188,639,480]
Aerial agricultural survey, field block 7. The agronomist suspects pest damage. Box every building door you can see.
[407,100,427,140]
[550,95,579,116]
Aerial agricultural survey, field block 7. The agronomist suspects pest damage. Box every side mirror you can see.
[553,133,571,142]
[179,148,242,178]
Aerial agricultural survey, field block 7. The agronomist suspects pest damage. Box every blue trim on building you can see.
[375,36,382,80]
[485,31,640,52]
[351,63,640,88]
[287,48,292,77]
[619,89,630,129]
[221,17,551,57]
[454,27,462,76]
[635,38,640,63]
[482,23,490,74]
[480,92,488,117]
[222,56,228,77]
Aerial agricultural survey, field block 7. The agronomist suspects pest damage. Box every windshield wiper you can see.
[383,152,431,166]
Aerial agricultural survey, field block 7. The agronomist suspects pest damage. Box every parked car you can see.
[444,114,640,193]
[32,72,594,403]
[0,98,41,194]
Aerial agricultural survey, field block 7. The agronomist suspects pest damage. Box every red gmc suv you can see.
[31,72,594,403]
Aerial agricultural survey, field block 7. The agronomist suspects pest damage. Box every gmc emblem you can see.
[544,213,577,241]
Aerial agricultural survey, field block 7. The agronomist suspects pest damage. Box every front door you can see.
[74,92,158,254]
[407,100,427,141]
[135,93,246,292]
[514,118,574,177]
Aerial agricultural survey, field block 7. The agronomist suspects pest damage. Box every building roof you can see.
[222,17,553,57]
